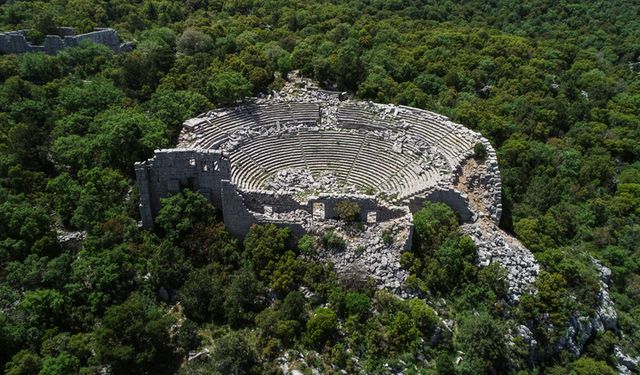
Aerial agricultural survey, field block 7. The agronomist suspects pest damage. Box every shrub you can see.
[412,202,458,254]
[304,308,338,348]
[473,142,488,160]
[322,231,346,250]
[345,292,370,319]
[298,234,317,255]
[382,228,394,246]
[335,200,361,222]
[211,331,257,375]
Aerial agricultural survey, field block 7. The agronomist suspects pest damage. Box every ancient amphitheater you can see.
[136,77,539,301]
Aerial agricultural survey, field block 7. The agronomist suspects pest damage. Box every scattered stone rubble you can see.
[307,216,413,297]
[461,221,539,302]
[56,229,86,251]
[267,168,342,196]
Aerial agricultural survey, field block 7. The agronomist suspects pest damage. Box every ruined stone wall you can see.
[0,28,131,55]
[135,149,228,228]
[407,187,474,222]
[241,191,305,214]
[307,194,407,222]
[220,180,259,238]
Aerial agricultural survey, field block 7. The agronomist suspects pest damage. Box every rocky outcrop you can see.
[554,260,618,356]
[461,220,539,302]
[56,229,86,251]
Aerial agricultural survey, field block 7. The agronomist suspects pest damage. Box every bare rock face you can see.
[56,230,86,251]
[554,260,618,356]
[615,346,639,375]
[461,220,539,302]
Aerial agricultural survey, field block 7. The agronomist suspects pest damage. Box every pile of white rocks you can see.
[267,168,341,196]
[308,216,413,297]
[461,220,539,302]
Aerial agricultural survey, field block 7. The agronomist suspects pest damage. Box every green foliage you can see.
[455,313,509,373]
[572,357,616,375]
[345,292,370,320]
[269,250,304,295]
[5,350,42,375]
[298,233,317,255]
[206,71,252,105]
[211,331,257,375]
[52,108,168,173]
[17,53,60,83]
[224,265,266,327]
[322,230,346,250]
[473,142,488,160]
[335,200,361,222]
[144,89,210,140]
[39,353,80,375]
[95,293,176,374]
[412,202,459,254]
[243,224,290,278]
[47,167,128,229]
[179,265,226,323]
[155,189,216,239]
[305,307,339,349]
[177,28,214,55]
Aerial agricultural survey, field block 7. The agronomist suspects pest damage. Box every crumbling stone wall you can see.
[306,194,407,222]
[407,188,474,222]
[0,27,132,55]
[135,149,229,228]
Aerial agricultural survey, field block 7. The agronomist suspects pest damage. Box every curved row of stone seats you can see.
[253,103,294,127]
[299,130,364,182]
[231,136,307,188]
[336,103,394,130]
[227,126,449,195]
[229,150,269,191]
[434,132,475,161]
[400,111,450,144]
[290,102,320,124]
[390,163,441,200]
[251,102,320,129]
[349,137,424,192]
[195,110,257,148]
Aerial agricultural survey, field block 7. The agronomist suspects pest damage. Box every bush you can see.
[455,313,508,373]
[412,202,458,254]
[345,292,370,319]
[176,28,213,55]
[298,234,317,255]
[206,71,252,105]
[211,331,257,375]
[473,142,488,160]
[155,190,216,239]
[322,231,346,250]
[335,200,361,222]
[304,308,338,348]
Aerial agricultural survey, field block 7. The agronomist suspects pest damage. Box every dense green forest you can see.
[1,0,639,373]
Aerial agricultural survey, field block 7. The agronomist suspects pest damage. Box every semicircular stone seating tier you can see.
[188,100,478,200]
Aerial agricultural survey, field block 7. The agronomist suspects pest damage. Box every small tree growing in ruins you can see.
[473,142,488,160]
[335,200,361,222]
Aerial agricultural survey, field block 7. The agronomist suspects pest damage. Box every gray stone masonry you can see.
[0,27,132,55]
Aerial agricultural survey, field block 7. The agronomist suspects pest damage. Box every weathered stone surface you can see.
[56,229,86,251]
[0,27,131,55]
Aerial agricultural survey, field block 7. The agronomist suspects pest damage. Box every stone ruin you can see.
[135,76,539,301]
[0,27,132,55]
